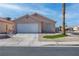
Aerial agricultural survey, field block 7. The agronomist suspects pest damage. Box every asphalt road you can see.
[0,47,79,56]
[71,32,79,35]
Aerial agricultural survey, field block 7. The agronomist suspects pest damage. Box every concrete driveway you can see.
[0,34,39,46]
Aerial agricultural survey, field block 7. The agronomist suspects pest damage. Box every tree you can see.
[62,3,66,35]
[6,17,11,21]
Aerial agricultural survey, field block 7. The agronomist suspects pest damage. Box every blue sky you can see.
[0,3,79,27]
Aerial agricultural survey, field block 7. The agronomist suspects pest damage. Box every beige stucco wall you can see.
[42,22,55,33]
[0,22,6,33]
[0,21,15,33]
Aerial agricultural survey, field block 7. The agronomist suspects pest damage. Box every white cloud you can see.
[26,4,59,18]
[0,3,59,17]
[0,3,24,10]
[65,13,79,19]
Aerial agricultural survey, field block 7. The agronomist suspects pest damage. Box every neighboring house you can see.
[0,17,15,34]
[59,26,73,32]
[73,26,79,32]
[14,13,56,33]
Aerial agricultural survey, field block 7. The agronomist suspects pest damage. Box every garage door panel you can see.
[17,23,40,33]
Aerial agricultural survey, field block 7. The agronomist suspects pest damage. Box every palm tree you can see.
[62,3,66,35]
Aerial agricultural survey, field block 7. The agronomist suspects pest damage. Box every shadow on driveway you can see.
[0,34,10,39]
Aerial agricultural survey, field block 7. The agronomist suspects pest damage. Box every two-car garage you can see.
[16,23,41,33]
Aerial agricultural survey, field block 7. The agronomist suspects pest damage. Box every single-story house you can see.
[60,26,73,32]
[14,13,56,33]
[73,26,79,32]
[0,17,15,34]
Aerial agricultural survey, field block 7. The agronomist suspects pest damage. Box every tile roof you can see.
[14,13,56,23]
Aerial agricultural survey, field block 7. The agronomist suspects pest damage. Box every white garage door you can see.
[16,23,40,33]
